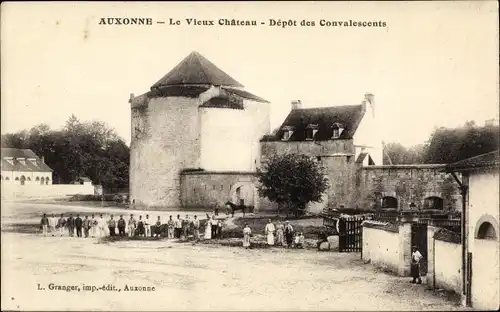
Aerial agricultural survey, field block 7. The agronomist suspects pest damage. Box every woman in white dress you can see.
[243,224,251,249]
[204,214,212,240]
[264,219,275,246]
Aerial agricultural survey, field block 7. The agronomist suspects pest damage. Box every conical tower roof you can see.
[151,51,244,89]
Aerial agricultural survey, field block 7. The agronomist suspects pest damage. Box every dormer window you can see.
[5,157,14,166]
[332,123,344,139]
[17,158,26,166]
[28,158,38,167]
[281,126,295,141]
[305,124,319,140]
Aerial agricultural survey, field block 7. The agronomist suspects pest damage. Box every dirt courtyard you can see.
[1,202,468,311]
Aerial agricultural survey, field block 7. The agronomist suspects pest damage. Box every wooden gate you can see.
[411,223,428,275]
[338,217,364,252]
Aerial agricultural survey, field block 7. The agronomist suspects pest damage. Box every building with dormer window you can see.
[1,148,53,185]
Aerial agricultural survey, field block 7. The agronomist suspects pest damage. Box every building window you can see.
[332,123,344,139]
[40,177,45,185]
[20,175,26,185]
[476,222,497,240]
[282,130,292,141]
[27,177,31,181]
[213,185,216,190]
[316,156,321,161]
[382,196,398,209]
[221,185,224,190]
[5,177,9,181]
[46,177,50,185]
[423,197,443,210]
[36,177,40,181]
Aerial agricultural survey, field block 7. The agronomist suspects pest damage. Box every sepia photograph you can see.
[1,1,499,311]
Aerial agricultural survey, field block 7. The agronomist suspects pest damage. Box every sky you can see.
[1,1,499,147]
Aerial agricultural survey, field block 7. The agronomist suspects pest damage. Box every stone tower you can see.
[129,51,270,208]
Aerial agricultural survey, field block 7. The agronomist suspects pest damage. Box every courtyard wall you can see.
[1,183,96,200]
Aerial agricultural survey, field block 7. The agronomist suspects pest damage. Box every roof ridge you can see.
[191,52,210,84]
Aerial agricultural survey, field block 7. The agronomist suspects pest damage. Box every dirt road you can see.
[1,202,468,311]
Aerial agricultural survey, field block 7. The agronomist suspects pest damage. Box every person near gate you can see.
[264,219,275,246]
[284,221,294,248]
[75,214,83,238]
[410,245,423,284]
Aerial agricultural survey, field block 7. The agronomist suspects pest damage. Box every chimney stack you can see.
[291,100,302,110]
[364,93,375,117]
[129,93,135,103]
[41,156,45,163]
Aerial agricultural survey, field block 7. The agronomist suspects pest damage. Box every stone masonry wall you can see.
[356,165,461,211]
[130,96,201,208]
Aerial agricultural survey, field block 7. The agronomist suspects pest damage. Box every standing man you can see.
[90,214,98,238]
[118,215,126,237]
[411,245,423,284]
[67,214,75,237]
[98,214,107,237]
[83,215,92,238]
[75,214,83,238]
[265,219,276,246]
[40,213,49,237]
[174,215,183,239]
[144,214,152,238]
[49,214,57,236]
[210,216,218,239]
[57,214,66,237]
[182,215,190,239]
[167,216,175,239]
[128,214,137,237]
[192,215,200,241]
[108,215,116,237]
[284,221,294,248]
[155,216,162,238]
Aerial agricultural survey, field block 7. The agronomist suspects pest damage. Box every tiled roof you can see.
[445,150,499,172]
[1,148,53,172]
[261,104,365,142]
[151,51,244,88]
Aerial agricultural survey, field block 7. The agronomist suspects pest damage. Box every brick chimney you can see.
[291,100,302,110]
[364,93,375,117]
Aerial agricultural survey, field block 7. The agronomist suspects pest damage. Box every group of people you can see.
[39,212,224,241]
[242,219,306,249]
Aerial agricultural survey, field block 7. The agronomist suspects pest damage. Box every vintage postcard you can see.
[1,1,499,311]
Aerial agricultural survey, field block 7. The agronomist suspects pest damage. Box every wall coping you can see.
[361,164,447,170]
[362,220,399,233]
[181,170,258,176]
[434,228,461,244]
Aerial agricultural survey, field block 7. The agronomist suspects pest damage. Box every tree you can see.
[257,153,330,218]
[1,116,130,191]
